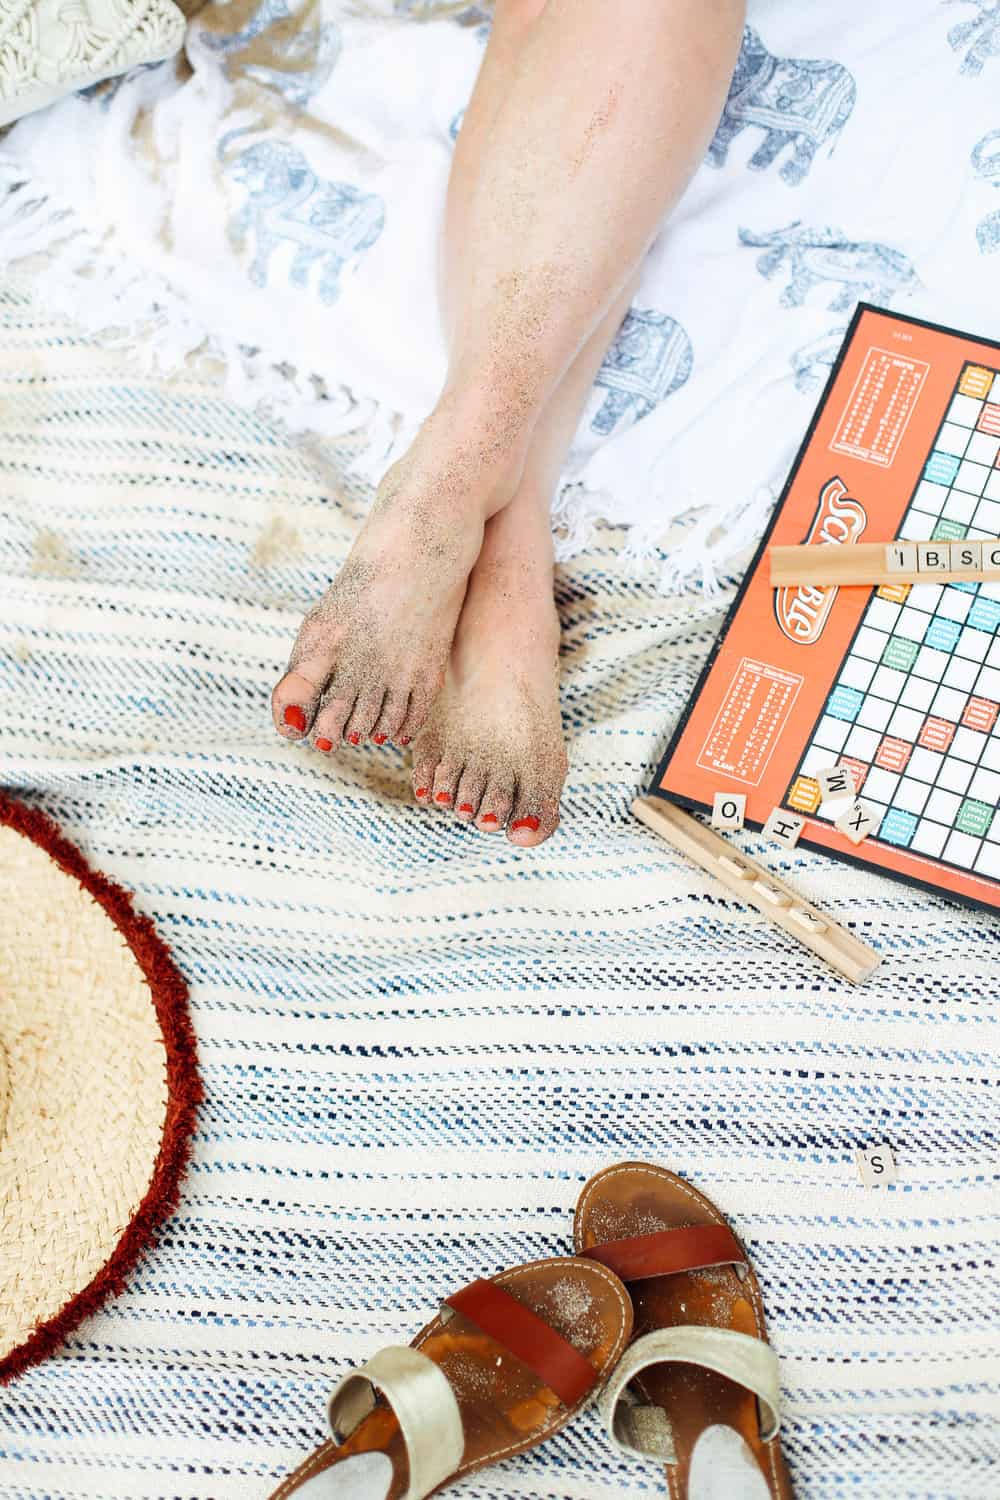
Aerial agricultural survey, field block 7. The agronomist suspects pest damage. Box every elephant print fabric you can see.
[18,0,998,593]
[394,0,491,23]
[739,223,920,313]
[590,309,693,438]
[200,0,341,110]
[947,0,1000,76]
[224,140,385,304]
[707,25,856,186]
[973,128,1000,253]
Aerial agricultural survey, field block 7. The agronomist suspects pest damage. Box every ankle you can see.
[463,545,558,639]
[429,381,539,474]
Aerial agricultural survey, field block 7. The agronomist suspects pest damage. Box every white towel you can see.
[2,0,1000,587]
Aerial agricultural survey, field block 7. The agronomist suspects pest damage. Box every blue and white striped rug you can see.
[0,283,997,1500]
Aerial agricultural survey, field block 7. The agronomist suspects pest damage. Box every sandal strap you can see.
[583,1223,745,1283]
[444,1278,598,1406]
[599,1326,781,1465]
[326,1345,465,1500]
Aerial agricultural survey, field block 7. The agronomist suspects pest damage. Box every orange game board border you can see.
[651,302,1000,915]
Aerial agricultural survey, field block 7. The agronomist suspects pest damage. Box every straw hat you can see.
[0,793,200,1382]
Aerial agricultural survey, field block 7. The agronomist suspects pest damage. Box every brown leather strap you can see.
[582,1223,745,1283]
[444,1279,598,1407]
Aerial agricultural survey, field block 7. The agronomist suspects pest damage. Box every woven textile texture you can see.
[0,816,169,1369]
[0,282,997,1499]
[0,0,185,128]
[0,791,200,1384]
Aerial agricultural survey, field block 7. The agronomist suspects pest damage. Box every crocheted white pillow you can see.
[0,0,186,127]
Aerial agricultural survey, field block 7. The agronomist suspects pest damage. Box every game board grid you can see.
[784,362,1000,882]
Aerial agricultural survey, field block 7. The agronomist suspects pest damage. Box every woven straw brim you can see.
[0,796,200,1380]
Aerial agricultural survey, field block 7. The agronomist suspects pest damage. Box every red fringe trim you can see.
[0,792,202,1384]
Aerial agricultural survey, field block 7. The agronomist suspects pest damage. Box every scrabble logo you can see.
[775,477,867,645]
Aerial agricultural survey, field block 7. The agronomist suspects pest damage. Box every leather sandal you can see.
[574,1162,794,1500]
[268,1256,633,1500]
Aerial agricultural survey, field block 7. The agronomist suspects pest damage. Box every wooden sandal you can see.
[574,1162,794,1500]
[268,1256,633,1500]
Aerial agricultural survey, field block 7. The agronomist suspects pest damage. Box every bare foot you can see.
[410,502,567,849]
[271,408,526,751]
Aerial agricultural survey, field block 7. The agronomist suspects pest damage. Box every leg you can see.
[270,4,543,758]
[412,0,743,845]
[438,0,548,349]
[410,277,636,847]
[271,0,744,755]
[439,0,745,411]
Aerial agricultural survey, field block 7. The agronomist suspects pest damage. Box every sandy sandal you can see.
[574,1162,794,1500]
[268,1256,633,1500]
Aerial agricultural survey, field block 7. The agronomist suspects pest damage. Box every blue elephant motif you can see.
[739,223,919,312]
[947,0,1000,76]
[972,127,1000,184]
[395,0,491,31]
[707,26,856,186]
[202,0,340,109]
[977,209,1000,253]
[224,140,385,304]
[591,308,693,437]
[792,324,848,394]
[973,128,1000,252]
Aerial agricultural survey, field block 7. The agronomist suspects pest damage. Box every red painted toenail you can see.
[348,732,361,745]
[398,736,411,746]
[315,737,333,752]
[372,733,387,745]
[458,803,474,814]
[435,791,452,804]
[415,787,429,798]
[481,812,499,825]
[283,705,306,732]
[511,816,540,833]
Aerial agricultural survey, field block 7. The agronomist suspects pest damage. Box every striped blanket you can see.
[0,283,997,1500]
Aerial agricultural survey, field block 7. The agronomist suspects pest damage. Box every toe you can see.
[272,671,325,741]
[454,763,487,822]
[507,788,561,848]
[372,689,410,748]
[411,747,439,807]
[344,690,386,747]
[395,685,437,748]
[431,760,463,811]
[273,598,344,739]
[312,684,357,751]
[475,777,514,834]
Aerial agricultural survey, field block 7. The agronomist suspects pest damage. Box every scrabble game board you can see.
[654,304,1000,913]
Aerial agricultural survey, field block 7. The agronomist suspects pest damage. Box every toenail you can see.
[511,816,540,833]
[315,737,333,752]
[435,791,452,804]
[347,731,361,745]
[458,803,474,814]
[372,733,387,745]
[283,705,306,732]
[481,812,499,825]
[398,735,411,746]
[415,786,429,798]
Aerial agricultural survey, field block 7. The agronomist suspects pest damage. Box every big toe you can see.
[507,789,561,848]
[272,600,345,740]
[272,670,325,740]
